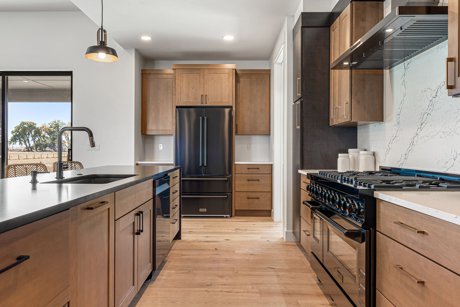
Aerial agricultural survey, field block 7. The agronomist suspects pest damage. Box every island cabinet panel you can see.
[299,174,312,256]
[141,70,176,135]
[136,200,154,291]
[236,70,271,135]
[70,193,114,307]
[0,211,70,307]
[175,66,234,106]
[115,210,138,307]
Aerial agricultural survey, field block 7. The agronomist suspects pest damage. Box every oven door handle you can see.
[314,208,365,243]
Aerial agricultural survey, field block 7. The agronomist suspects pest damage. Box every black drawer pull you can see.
[85,201,109,210]
[135,212,142,235]
[171,219,178,224]
[172,190,179,194]
[172,205,179,210]
[172,176,179,179]
[0,255,30,275]
[247,167,260,170]
[247,179,260,182]
[247,197,260,200]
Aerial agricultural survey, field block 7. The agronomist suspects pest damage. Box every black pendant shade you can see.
[85,28,118,63]
[85,0,118,63]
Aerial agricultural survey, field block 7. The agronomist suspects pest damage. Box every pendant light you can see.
[85,0,118,63]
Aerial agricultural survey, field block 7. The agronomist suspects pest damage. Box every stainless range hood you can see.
[331,5,447,70]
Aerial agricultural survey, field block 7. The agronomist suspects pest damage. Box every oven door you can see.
[316,207,368,307]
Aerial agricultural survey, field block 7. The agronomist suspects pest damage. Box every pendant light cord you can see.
[101,0,104,29]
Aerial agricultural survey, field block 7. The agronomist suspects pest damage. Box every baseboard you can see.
[284,230,296,241]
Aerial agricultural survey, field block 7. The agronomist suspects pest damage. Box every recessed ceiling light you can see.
[141,35,152,41]
[223,35,235,41]
[23,80,29,83]
[385,28,394,33]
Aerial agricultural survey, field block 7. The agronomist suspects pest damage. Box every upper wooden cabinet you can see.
[330,1,383,126]
[142,70,175,135]
[448,1,460,96]
[236,70,270,135]
[174,65,235,106]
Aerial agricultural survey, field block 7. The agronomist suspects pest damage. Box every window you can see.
[1,72,72,178]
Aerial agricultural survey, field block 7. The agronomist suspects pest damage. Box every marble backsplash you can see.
[358,41,460,174]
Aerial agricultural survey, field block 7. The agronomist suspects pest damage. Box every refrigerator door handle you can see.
[199,116,203,167]
[203,116,208,167]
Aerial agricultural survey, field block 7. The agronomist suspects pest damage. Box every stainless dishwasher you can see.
[154,174,171,269]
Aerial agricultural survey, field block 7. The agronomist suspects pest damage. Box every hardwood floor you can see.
[137,217,330,307]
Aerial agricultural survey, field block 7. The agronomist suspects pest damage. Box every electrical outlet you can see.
[159,144,164,151]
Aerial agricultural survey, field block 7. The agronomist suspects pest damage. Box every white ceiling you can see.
[8,76,71,90]
[0,0,77,11]
[71,0,301,60]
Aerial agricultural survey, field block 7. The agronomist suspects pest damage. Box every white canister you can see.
[358,151,375,172]
[337,154,350,172]
[348,148,361,171]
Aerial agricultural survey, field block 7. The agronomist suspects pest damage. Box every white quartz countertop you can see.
[235,162,273,164]
[137,161,175,165]
[375,191,460,226]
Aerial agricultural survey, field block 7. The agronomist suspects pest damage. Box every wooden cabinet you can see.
[448,0,460,96]
[0,211,70,307]
[70,194,114,307]
[236,70,270,135]
[175,65,235,106]
[115,180,154,307]
[142,70,175,135]
[235,164,272,216]
[329,2,383,126]
[299,174,312,256]
[376,200,460,307]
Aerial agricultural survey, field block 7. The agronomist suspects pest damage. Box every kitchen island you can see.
[0,165,181,307]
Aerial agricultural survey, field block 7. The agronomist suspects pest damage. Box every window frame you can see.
[0,71,73,178]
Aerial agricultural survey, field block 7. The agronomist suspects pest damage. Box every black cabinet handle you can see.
[247,179,260,182]
[135,213,141,235]
[172,175,179,179]
[171,219,178,225]
[247,197,260,200]
[172,190,178,194]
[139,211,144,233]
[0,255,30,275]
[85,201,109,210]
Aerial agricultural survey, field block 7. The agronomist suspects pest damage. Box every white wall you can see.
[294,0,338,21]
[358,41,460,174]
[0,11,139,167]
[270,16,294,237]
[140,60,272,163]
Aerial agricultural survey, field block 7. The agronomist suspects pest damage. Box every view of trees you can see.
[9,120,71,152]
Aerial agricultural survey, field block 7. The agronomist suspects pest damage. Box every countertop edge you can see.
[0,166,180,234]
[374,192,460,226]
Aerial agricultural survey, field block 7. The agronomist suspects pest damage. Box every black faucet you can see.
[56,127,95,179]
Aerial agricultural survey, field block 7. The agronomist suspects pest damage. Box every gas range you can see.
[307,167,460,227]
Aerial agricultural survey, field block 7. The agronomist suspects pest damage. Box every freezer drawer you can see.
[181,177,232,193]
[181,194,232,217]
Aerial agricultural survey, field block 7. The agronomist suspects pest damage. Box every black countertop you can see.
[0,165,179,234]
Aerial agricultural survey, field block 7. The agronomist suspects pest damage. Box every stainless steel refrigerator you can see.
[176,107,233,217]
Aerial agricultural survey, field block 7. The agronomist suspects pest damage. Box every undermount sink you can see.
[43,174,136,184]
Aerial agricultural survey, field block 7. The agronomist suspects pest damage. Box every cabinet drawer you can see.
[115,180,153,220]
[235,164,272,174]
[300,216,312,255]
[170,211,180,242]
[235,192,271,210]
[170,169,180,186]
[235,174,271,192]
[170,196,180,217]
[377,233,460,307]
[377,200,460,274]
[300,174,310,191]
[300,190,311,223]
[376,290,394,307]
[0,211,70,307]
[170,183,180,201]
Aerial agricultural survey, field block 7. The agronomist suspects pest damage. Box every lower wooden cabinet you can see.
[115,200,154,307]
[70,194,115,307]
[0,211,70,307]
[299,174,312,255]
[234,164,272,216]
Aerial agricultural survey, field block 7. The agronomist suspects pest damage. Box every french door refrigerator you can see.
[176,107,233,217]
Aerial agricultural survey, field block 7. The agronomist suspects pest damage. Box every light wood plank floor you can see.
[137,217,331,307]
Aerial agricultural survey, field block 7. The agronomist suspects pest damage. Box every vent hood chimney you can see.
[331,0,447,70]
